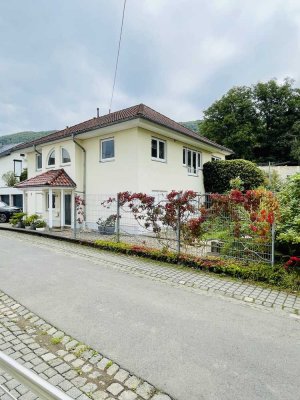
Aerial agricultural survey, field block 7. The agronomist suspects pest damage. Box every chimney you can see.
[97,108,100,118]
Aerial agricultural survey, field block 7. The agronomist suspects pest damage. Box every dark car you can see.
[0,201,22,223]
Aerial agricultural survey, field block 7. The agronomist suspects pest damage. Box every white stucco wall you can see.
[21,121,227,227]
[0,151,26,187]
[0,150,26,205]
[136,127,225,194]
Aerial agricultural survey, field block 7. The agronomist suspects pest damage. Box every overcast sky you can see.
[1,0,300,135]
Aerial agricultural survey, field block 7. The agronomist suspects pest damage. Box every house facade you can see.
[15,104,232,229]
[0,144,26,208]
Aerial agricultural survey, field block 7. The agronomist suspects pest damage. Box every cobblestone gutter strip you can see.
[1,229,300,316]
[0,291,172,400]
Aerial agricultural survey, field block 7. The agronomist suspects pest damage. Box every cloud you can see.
[1,0,300,134]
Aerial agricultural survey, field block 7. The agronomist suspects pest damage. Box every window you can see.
[47,194,56,209]
[47,150,55,166]
[211,156,221,161]
[183,147,201,175]
[61,148,71,164]
[14,160,22,177]
[36,154,42,170]
[151,138,166,162]
[100,138,115,161]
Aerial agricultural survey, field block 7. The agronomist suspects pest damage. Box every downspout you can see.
[72,134,86,233]
[72,134,86,197]
[33,144,42,156]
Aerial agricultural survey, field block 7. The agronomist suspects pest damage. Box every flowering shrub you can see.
[100,189,279,261]
[284,256,300,272]
[102,190,199,236]
[75,195,85,225]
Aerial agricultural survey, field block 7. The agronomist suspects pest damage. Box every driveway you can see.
[0,231,299,400]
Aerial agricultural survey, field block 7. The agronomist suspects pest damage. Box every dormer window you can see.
[61,148,71,164]
[47,150,55,166]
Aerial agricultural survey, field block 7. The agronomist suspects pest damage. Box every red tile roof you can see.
[16,169,76,188]
[14,104,233,153]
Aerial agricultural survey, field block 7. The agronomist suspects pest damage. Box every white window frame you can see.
[36,153,42,171]
[151,138,166,162]
[61,147,71,165]
[100,138,115,162]
[13,160,22,177]
[46,193,56,210]
[211,155,221,161]
[47,149,56,167]
[183,147,202,176]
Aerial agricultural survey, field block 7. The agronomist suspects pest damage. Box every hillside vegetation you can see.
[180,120,201,133]
[0,130,55,146]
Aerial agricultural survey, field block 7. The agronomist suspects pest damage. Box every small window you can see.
[211,156,221,161]
[47,150,55,166]
[36,154,42,170]
[151,138,166,162]
[100,138,115,161]
[47,194,56,209]
[14,160,22,177]
[183,148,186,165]
[61,148,71,164]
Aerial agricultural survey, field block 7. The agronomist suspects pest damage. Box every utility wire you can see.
[109,0,127,113]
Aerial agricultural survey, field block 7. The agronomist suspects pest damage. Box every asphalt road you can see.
[0,233,299,400]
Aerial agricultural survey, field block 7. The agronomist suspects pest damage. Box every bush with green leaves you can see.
[277,173,300,255]
[9,212,27,226]
[24,214,39,227]
[203,159,265,193]
[2,171,18,187]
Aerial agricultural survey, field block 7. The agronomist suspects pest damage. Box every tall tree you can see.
[201,79,300,163]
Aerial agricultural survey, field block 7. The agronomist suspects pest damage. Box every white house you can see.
[0,144,26,208]
[15,104,232,229]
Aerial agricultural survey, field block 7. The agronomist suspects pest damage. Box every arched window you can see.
[61,148,71,164]
[47,149,55,166]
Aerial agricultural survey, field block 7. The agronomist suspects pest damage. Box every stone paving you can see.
[0,290,172,400]
[0,229,299,315]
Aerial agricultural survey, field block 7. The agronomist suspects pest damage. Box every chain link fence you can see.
[68,192,275,265]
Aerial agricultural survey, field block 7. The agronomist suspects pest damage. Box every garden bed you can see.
[94,240,300,292]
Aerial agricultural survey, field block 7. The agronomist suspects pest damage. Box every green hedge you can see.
[203,159,265,193]
[93,240,300,292]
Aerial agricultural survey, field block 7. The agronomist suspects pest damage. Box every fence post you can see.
[116,193,120,243]
[176,195,181,254]
[271,223,275,266]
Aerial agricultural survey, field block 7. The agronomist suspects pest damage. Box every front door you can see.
[64,194,71,225]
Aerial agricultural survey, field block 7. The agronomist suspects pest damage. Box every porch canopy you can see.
[16,169,76,228]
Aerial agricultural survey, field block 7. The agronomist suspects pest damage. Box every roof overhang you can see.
[25,118,231,155]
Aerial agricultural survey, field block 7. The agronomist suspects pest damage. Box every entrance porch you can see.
[15,169,77,229]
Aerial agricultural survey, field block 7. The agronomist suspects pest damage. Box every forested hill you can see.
[180,120,201,133]
[0,130,56,146]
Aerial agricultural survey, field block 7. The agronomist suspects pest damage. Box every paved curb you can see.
[0,290,173,400]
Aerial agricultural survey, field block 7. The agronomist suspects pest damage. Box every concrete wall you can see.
[259,165,300,181]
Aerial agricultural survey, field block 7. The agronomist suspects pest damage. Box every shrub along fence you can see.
[74,189,278,265]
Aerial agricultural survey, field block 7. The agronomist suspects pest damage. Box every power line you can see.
[109,0,127,114]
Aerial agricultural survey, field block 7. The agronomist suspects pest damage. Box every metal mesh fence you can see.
[68,192,275,265]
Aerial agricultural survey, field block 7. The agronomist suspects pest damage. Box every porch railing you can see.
[0,351,73,400]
